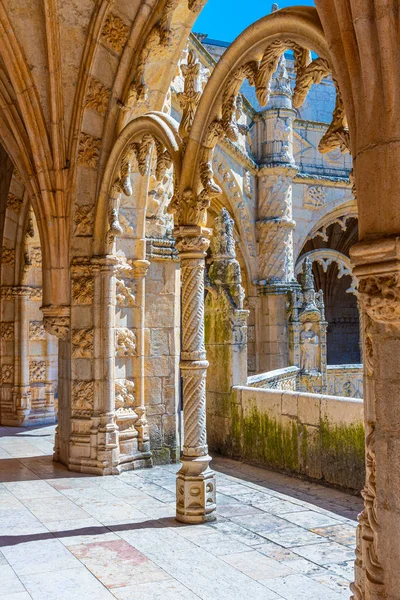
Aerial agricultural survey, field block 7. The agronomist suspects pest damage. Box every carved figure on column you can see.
[300,322,319,373]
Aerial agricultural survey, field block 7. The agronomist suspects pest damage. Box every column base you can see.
[176,454,217,524]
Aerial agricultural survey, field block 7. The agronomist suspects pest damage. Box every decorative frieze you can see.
[29,360,46,382]
[72,380,94,414]
[1,286,41,300]
[73,205,94,236]
[29,321,46,340]
[115,328,137,357]
[100,12,129,54]
[71,329,94,358]
[85,77,111,116]
[0,322,14,340]
[0,364,14,383]
[77,133,101,168]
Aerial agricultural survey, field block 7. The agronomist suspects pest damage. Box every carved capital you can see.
[174,226,211,257]
[41,305,71,340]
[351,238,400,325]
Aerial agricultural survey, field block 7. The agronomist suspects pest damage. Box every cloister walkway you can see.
[0,426,361,600]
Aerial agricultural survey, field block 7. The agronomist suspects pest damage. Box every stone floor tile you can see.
[229,512,291,533]
[20,567,115,599]
[221,549,295,580]
[311,523,357,546]
[44,518,119,546]
[20,496,90,522]
[327,560,356,581]
[0,565,26,596]
[262,525,327,548]
[309,567,352,595]
[68,539,167,588]
[0,461,40,483]
[209,519,274,546]
[180,530,253,556]
[4,480,60,500]
[216,502,265,518]
[291,541,356,565]
[0,593,33,599]
[0,510,48,537]
[111,578,201,599]
[281,510,342,529]
[252,497,309,515]
[1,538,81,577]
[262,572,344,599]
[253,542,324,574]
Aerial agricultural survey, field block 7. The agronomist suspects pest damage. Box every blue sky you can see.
[194,1,315,43]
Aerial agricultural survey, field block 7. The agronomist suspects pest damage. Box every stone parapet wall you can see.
[327,364,363,399]
[207,386,365,493]
[247,366,299,391]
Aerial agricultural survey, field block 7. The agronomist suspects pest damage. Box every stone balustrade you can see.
[327,364,363,399]
[247,366,299,391]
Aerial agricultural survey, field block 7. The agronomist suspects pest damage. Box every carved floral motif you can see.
[85,77,111,116]
[29,321,46,340]
[29,360,46,382]
[116,278,136,307]
[0,322,14,340]
[74,205,95,236]
[101,13,129,54]
[115,379,136,412]
[1,247,15,265]
[77,133,101,168]
[6,193,23,214]
[0,364,14,383]
[304,186,325,210]
[72,380,94,414]
[115,328,137,357]
[72,276,94,305]
[71,329,94,358]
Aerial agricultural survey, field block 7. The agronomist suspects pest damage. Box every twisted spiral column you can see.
[175,226,216,524]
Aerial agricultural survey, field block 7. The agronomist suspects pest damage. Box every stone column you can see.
[350,239,400,600]
[131,259,151,456]
[174,225,216,524]
[92,256,120,474]
[14,289,31,423]
[255,55,298,372]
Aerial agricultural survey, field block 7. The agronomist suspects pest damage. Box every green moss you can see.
[320,418,365,490]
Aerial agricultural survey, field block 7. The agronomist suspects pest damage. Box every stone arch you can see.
[295,249,357,295]
[180,6,341,205]
[0,171,58,426]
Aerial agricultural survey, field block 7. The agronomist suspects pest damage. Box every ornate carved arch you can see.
[94,112,182,256]
[295,249,358,295]
[180,6,348,217]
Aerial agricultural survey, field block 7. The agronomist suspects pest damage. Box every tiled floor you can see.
[0,425,362,600]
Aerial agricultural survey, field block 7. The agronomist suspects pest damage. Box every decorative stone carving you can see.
[29,321,46,340]
[100,12,129,54]
[42,305,70,339]
[0,364,14,383]
[300,322,319,373]
[115,379,136,412]
[116,278,135,307]
[72,276,94,305]
[1,247,15,265]
[358,274,400,324]
[243,170,252,198]
[0,322,14,340]
[115,328,137,357]
[71,329,94,358]
[319,81,350,154]
[77,133,101,168]
[1,286,41,300]
[72,380,94,414]
[85,77,111,116]
[29,360,46,382]
[74,205,95,236]
[304,185,325,210]
[6,193,23,214]
[178,49,202,143]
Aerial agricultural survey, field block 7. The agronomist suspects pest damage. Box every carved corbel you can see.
[41,305,71,340]
[178,49,202,142]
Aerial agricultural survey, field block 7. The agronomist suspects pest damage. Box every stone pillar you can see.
[205,209,249,454]
[175,226,216,524]
[93,256,120,474]
[14,290,31,422]
[255,55,298,371]
[131,259,151,457]
[350,239,400,600]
